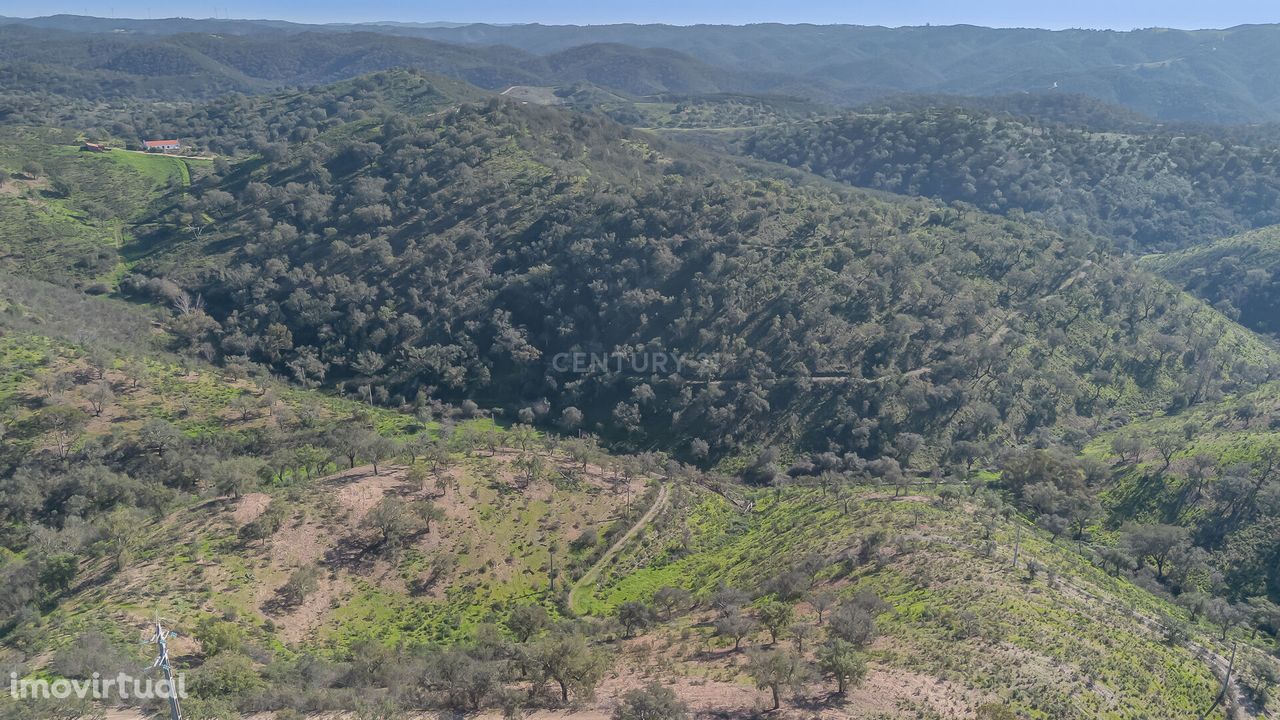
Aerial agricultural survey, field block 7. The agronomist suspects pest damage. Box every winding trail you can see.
[569,482,670,614]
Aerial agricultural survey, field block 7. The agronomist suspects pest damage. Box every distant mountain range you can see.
[0,23,818,102]
[6,15,1280,121]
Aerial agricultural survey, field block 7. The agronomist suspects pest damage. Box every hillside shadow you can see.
[1104,468,1172,526]
[792,692,847,710]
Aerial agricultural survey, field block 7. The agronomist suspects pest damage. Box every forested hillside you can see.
[129,70,484,157]
[1000,370,1280,718]
[0,273,1249,720]
[739,109,1280,252]
[0,25,807,107]
[113,79,1274,472]
[1143,226,1280,337]
[602,93,830,130]
[0,272,637,718]
[16,19,1280,122]
[392,21,1280,124]
[855,92,1160,132]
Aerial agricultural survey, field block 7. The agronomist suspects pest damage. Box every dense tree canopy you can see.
[741,109,1280,252]
[123,89,1270,467]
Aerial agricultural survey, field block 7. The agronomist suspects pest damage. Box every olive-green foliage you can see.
[742,110,1280,252]
[612,682,688,720]
[134,86,1269,466]
[1143,225,1280,337]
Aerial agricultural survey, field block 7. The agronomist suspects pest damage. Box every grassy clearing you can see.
[103,150,200,188]
[0,326,424,450]
[0,127,183,219]
[0,193,121,286]
[0,126,199,288]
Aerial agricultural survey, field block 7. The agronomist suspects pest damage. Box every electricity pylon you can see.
[147,618,182,720]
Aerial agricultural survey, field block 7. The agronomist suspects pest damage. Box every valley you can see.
[4,12,1280,720]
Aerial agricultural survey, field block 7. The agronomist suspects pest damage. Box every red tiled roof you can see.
[142,139,180,148]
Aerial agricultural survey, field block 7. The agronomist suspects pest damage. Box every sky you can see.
[5,0,1279,29]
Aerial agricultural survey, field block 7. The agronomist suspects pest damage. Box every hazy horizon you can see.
[3,0,1277,31]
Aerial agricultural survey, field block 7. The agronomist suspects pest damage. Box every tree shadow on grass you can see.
[323,533,379,574]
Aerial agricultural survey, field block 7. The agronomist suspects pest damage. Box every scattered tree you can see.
[714,609,755,651]
[756,600,795,645]
[746,648,810,710]
[816,638,866,694]
[507,604,550,642]
[618,601,658,638]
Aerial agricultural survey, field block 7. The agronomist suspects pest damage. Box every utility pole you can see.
[1011,524,1022,572]
[148,619,183,720]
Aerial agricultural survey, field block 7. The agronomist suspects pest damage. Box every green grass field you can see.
[0,126,205,288]
[102,149,199,188]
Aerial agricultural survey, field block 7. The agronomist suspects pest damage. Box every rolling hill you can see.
[1143,225,1280,337]
[736,107,1280,252]
[0,125,207,290]
[0,25,809,105]
[15,18,1280,122]
[0,296,1256,718]
[107,75,1277,471]
[390,22,1280,124]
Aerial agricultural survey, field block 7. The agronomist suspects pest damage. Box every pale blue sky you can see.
[5,0,1279,28]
